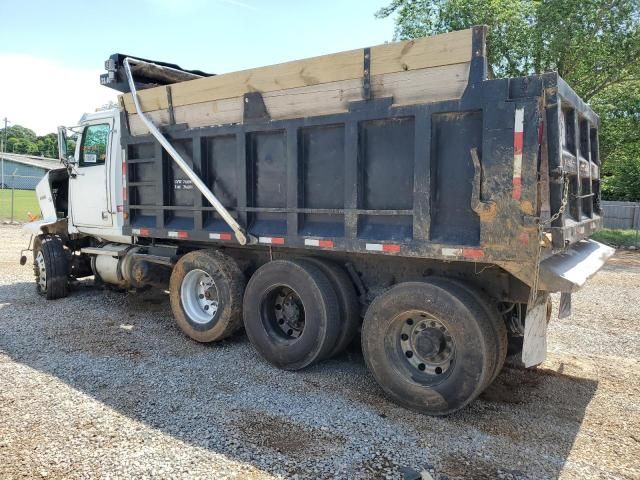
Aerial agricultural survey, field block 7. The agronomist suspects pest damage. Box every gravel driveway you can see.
[0,225,638,479]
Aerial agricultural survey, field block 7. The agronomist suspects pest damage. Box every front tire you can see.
[362,280,498,415]
[33,234,69,300]
[169,250,245,343]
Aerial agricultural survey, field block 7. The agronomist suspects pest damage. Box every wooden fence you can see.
[601,201,640,230]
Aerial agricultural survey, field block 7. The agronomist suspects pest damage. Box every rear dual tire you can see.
[169,250,245,343]
[242,259,341,370]
[362,280,507,416]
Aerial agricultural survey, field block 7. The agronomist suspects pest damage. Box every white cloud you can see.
[0,54,116,136]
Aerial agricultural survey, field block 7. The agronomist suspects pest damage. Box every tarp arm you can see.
[123,57,253,246]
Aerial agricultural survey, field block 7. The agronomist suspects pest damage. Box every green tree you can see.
[377,0,640,199]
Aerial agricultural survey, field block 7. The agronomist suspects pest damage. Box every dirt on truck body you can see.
[23,26,612,415]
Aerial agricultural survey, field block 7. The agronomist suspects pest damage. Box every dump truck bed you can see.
[115,27,604,285]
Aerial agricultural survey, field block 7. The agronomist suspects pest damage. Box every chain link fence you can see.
[0,175,42,223]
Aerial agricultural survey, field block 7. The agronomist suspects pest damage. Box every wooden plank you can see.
[370,29,472,76]
[122,28,473,114]
[128,109,171,136]
[370,62,469,105]
[123,47,363,113]
[127,62,470,136]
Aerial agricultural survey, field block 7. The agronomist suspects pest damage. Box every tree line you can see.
[377,0,640,201]
[1,125,59,158]
[0,124,77,159]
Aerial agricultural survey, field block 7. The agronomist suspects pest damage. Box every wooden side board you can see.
[121,28,473,114]
[127,62,470,136]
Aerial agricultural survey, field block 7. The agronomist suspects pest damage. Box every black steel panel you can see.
[119,67,602,265]
[247,131,286,208]
[360,117,414,210]
[300,125,345,210]
[430,111,482,245]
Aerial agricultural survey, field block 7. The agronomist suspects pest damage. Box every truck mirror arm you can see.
[122,57,255,246]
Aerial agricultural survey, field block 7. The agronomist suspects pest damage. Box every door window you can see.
[79,124,109,167]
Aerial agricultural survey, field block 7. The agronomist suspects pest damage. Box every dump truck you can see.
[22,26,613,415]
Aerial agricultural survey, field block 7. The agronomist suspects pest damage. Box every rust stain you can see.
[520,200,535,215]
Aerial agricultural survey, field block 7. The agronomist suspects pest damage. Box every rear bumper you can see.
[538,239,614,293]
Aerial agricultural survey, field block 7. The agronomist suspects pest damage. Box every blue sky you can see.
[0,0,397,135]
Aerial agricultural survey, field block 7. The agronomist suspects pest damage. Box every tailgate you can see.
[544,76,603,249]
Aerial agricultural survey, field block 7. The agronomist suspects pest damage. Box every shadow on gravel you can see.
[0,280,598,479]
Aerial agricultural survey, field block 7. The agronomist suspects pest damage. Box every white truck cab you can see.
[26,109,129,244]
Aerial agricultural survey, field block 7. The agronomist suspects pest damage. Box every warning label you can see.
[174,179,193,190]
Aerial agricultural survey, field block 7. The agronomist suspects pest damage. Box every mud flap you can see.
[558,292,572,319]
[522,294,550,367]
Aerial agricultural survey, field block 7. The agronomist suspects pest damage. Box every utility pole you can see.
[1,117,7,190]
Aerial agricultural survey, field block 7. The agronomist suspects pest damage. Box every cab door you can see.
[70,122,113,227]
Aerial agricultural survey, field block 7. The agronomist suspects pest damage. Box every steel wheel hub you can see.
[180,269,219,324]
[273,287,305,338]
[398,312,455,376]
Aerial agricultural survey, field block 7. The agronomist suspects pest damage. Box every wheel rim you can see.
[180,269,219,324]
[261,286,305,341]
[386,310,456,385]
[36,251,47,292]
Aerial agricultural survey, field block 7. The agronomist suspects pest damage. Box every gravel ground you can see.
[0,224,638,480]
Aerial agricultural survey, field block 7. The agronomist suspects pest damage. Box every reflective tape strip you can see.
[304,239,334,248]
[209,232,232,241]
[168,231,188,239]
[259,236,285,245]
[462,248,484,258]
[513,107,524,200]
[442,247,484,258]
[366,243,400,253]
[132,228,151,236]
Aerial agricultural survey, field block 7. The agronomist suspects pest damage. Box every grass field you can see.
[592,228,640,248]
[0,189,40,221]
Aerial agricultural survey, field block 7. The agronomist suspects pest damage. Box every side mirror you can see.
[57,126,67,162]
[57,126,76,165]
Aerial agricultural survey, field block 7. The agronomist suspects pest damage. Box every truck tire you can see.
[243,259,340,370]
[299,257,360,358]
[362,281,498,415]
[33,234,69,300]
[427,277,508,385]
[169,250,245,343]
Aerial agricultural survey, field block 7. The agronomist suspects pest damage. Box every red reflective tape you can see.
[271,237,285,245]
[537,121,544,145]
[177,231,188,239]
[512,176,522,200]
[462,248,484,258]
[318,239,334,248]
[220,233,232,241]
[122,186,127,201]
[133,228,151,237]
[122,161,126,176]
[513,131,524,156]
[382,244,401,253]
